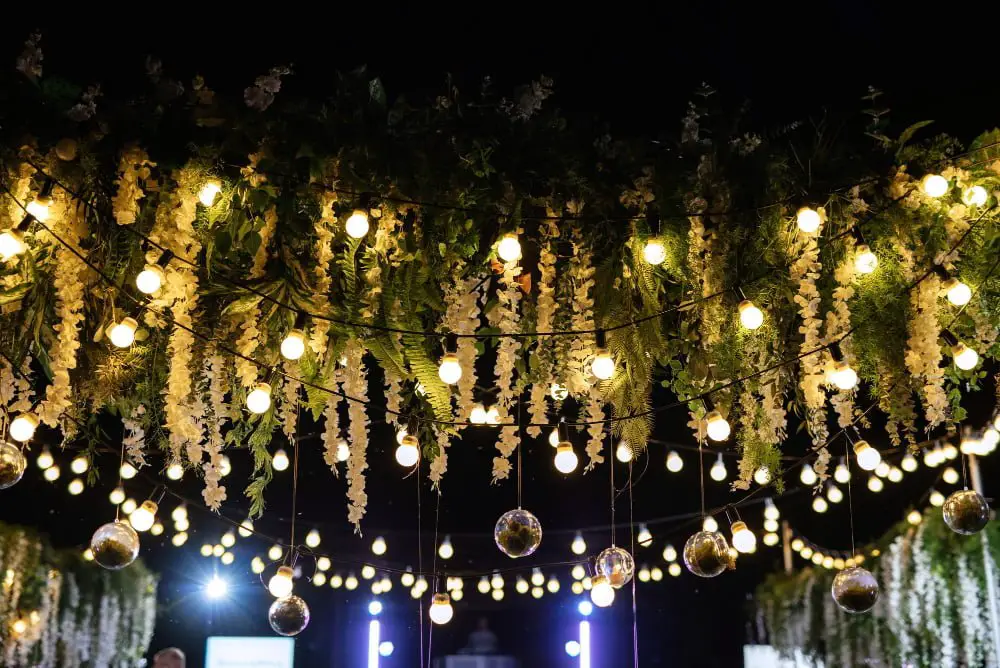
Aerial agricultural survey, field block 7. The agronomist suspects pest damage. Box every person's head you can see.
[477,617,490,631]
[153,648,185,668]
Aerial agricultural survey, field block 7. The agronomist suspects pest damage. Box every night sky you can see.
[1,5,999,667]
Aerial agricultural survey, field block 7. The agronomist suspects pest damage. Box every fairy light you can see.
[571,533,587,556]
[730,521,756,554]
[172,532,188,547]
[9,413,39,442]
[108,317,139,348]
[246,382,272,414]
[668,563,681,577]
[643,238,667,265]
[796,207,822,234]
[438,536,454,560]
[469,404,488,424]
[900,453,918,472]
[867,476,884,493]
[702,516,719,533]
[704,409,731,442]
[942,467,960,485]
[590,575,615,608]
[395,434,420,467]
[887,467,903,483]
[268,544,284,561]
[268,566,294,598]
[952,342,980,370]
[738,300,765,330]
[907,510,922,525]
[875,461,890,478]
[662,544,677,562]
[854,244,878,274]
[496,233,522,263]
[548,428,560,447]
[198,180,222,207]
[709,454,727,482]
[811,497,828,514]
[834,458,850,483]
[438,352,463,385]
[827,356,859,390]
[826,485,844,504]
[615,441,633,463]
[67,478,84,495]
[345,209,370,239]
[637,524,653,548]
[930,490,946,507]
[109,487,126,505]
[35,448,53,470]
[763,533,780,547]
[70,456,89,475]
[429,594,454,625]
[763,519,779,533]
[166,461,183,480]
[272,449,290,471]
[754,466,771,486]
[665,451,683,473]
[280,329,307,361]
[372,536,387,556]
[135,265,165,294]
[43,465,61,482]
[763,499,780,521]
[799,463,817,486]
[921,174,950,198]
[962,185,989,207]
[129,500,158,532]
[239,518,254,538]
[305,529,321,548]
[554,442,579,474]
[853,440,881,471]
[941,278,973,307]
[590,331,616,381]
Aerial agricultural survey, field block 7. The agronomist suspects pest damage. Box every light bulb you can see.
[9,413,38,442]
[239,518,254,538]
[930,490,946,507]
[496,233,521,263]
[921,174,949,198]
[108,486,126,505]
[129,500,158,532]
[246,382,272,413]
[549,383,569,400]
[548,428,560,447]
[665,451,683,473]
[705,410,731,442]
[345,575,359,590]
[942,466,960,485]
[485,407,500,424]
[70,456,89,475]
[313,572,327,587]
[198,180,222,207]
[372,536,387,556]
[135,264,165,294]
[554,443,578,474]
[983,427,1000,447]
[643,239,667,265]
[796,207,822,234]
[901,454,918,472]
[875,461,891,478]
[828,360,859,390]
[867,476,883,493]
[962,185,989,207]
[174,517,189,532]
[516,577,529,594]
[396,428,408,445]
[395,435,419,467]
[763,533,780,547]
[754,466,771,486]
[668,562,682,577]
[731,521,756,554]
[572,565,586,581]
[854,244,878,274]
[166,461,183,480]
[272,449,290,471]
[305,529,321,548]
[336,440,350,462]
[268,566,294,598]
[345,209,370,238]
[702,516,719,533]
[26,196,50,222]
[764,519,779,533]
[469,404,488,424]
[401,570,415,587]
[492,589,505,601]
[491,572,504,589]
[438,537,454,560]
[121,498,137,514]
[68,478,84,495]
[800,547,813,559]
[477,577,490,594]
[834,461,850,483]
[172,532,188,547]
[812,497,828,513]
[438,353,462,385]
[0,230,26,260]
[942,278,972,307]
[888,467,903,483]
[571,533,587,556]
[36,448,53,469]
[590,575,615,608]
[827,485,844,504]
[591,348,616,380]
[108,317,139,348]
[663,544,677,562]
[280,329,306,360]
[615,441,633,463]
[149,523,164,537]
[429,593,454,624]
[710,455,727,482]
[763,500,780,521]
[637,524,653,547]
[315,557,331,572]
[854,441,881,471]
[363,566,377,581]
[907,510,922,525]
[799,463,817,486]
[738,300,765,330]
[952,342,979,370]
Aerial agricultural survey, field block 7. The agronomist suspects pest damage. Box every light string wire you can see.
[844,437,857,556]
[416,453,425,667]
[628,460,639,668]
[427,488,440,668]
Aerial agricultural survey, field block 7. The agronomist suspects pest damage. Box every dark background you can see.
[2,3,1000,667]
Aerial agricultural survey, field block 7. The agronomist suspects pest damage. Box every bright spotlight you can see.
[205,576,228,600]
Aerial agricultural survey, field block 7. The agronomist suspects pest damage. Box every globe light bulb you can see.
[0,230,26,260]
[469,404,488,424]
[70,456,89,475]
[149,522,164,537]
[921,174,950,198]
[345,575,359,590]
[827,485,844,504]
[875,461,891,478]
[174,517,190,532]
[571,533,587,556]
[496,233,522,263]
[68,478,84,495]
[710,455,727,482]
[26,196,50,222]
[643,239,667,265]
[888,467,903,483]
[900,453,918,472]
[952,342,979,370]
[668,562,682,577]
[492,589,505,601]
[962,185,989,207]
[834,461,850,483]
[268,565,295,598]
[867,476,884,493]
[246,382,272,414]
[754,466,771,486]
[705,410,731,442]
[731,521,757,554]
[484,407,500,424]
[812,497,828,514]
[108,317,139,348]
[763,500,780,521]
[615,441,633,463]
[941,278,972,307]
[165,461,183,480]
[429,593,454,625]
[799,463,817,486]
[372,536,387,556]
[345,209,370,238]
[336,440,350,462]
[135,264,165,294]
[665,451,683,473]
[549,383,569,400]
[591,348,616,380]
[438,353,462,385]
[401,570,415,587]
[239,518,254,538]
[907,510,923,525]
[764,519,779,533]
[854,440,881,471]
[395,435,420,467]
[9,413,38,442]
[198,180,222,207]
[271,448,290,472]
[305,529,321,548]
[548,428,560,447]
[800,547,813,559]
[438,536,454,560]
[121,498,137,514]
[637,524,653,548]
[702,516,719,533]
[796,207,822,234]
[854,244,878,274]
[35,448,53,470]
[516,577,529,594]
[477,577,490,594]
[315,557,331,572]
[129,500,158,532]
[942,466,960,485]
[829,361,859,390]
[738,300,765,330]
[280,330,306,360]
[590,575,615,608]
[663,544,677,562]
[172,532,188,547]
[930,490,946,507]
[363,567,377,581]
[491,572,504,589]
[554,443,579,474]
[763,533,780,547]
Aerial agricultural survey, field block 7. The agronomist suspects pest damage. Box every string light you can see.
[811,497,828,514]
[799,463,817,486]
[763,499,780,521]
[268,544,284,561]
[867,476,884,493]
[345,574,359,590]
[738,300,765,330]
[730,521,757,554]
[70,456,89,475]
[875,461,891,478]
[35,448,53,470]
[827,485,844,504]
[554,442,579,474]
[642,238,667,265]
[172,532,188,547]
[174,517,189,532]
[663,544,677,562]
[496,233,522,263]
[239,518,254,538]
[763,533,780,547]
[531,569,544,587]
[280,329,307,361]
[590,332,616,381]
[108,317,139,348]
[372,537,387,556]
[571,533,587,556]
[492,589,505,601]
[665,451,684,473]
[827,350,859,390]
[429,593,454,625]
[854,244,878,274]
[572,565,586,581]
[268,566,295,598]
[590,575,615,608]
[43,465,60,482]
[438,352,462,385]
[951,341,980,370]
[272,449,290,471]
[395,434,420,467]
[796,207,822,234]
[834,458,850,483]
[753,466,771,486]
[763,519,779,533]
[469,404,488,424]
[907,510,923,525]
[26,182,53,221]
[9,413,39,442]
[668,563,682,577]
[135,261,167,295]
[516,576,530,594]
[198,180,222,207]
[901,453,918,472]
[853,440,881,471]
[615,440,634,463]
[150,522,164,536]
[0,225,26,260]
[709,455,727,482]
[109,487,126,505]
[68,478,84,495]
[166,461,183,480]
[930,491,946,507]
[121,498,137,514]
[637,524,653,548]
[477,577,490,594]
[401,570,415,587]
[921,174,950,198]
[638,566,651,583]
[345,209,370,239]
[246,382,272,414]
[887,466,903,483]
[438,536,454,560]
[704,409,731,442]
[129,500,158,532]
[702,516,719,533]
[941,278,972,307]
[548,428,560,447]
[962,185,989,207]
[942,467,960,485]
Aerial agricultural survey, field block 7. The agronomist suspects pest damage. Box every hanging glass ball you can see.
[494,508,543,558]
[831,567,879,614]
[0,442,26,489]
[596,546,635,589]
[943,489,990,535]
[268,595,311,636]
[90,521,140,570]
[683,531,730,578]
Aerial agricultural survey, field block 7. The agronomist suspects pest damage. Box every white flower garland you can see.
[528,217,560,437]
[321,365,345,475]
[278,360,300,442]
[202,351,230,510]
[491,261,522,482]
[343,341,370,529]
[310,189,337,356]
[3,163,32,230]
[825,245,858,429]
[121,404,148,469]
[904,276,948,427]
[111,145,154,226]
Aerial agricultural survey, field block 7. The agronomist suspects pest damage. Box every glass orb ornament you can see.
[494,508,543,558]
[596,546,635,588]
[90,520,140,570]
[0,442,26,489]
[831,567,879,614]
[943,489,990,535]
[796,207,822,234]
[268,595,310,636]
[738,300,765,330]
[683,531,730,578]
[642,239,667,265]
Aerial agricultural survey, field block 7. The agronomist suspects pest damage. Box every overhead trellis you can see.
[0,35,999,528]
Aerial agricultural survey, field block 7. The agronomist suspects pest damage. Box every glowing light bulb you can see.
[438,353,462,385]
[571,533,587,556]
[710,455,727,482]
[702,516,719,533]
[854,244,878,274]
[663,544,677,562]
[484,407,500,424]
[372,537,387,556]
[496,233,521,263]
[875,461,891,478]
[637,524,653,547]
[705,410,731,442]
[469,404,488,424]
[763,533,780,547]
[43,465,60,482]
[901,454,918,472]
[554,443,579,474]
[246,382,272,413]
[763,500,780,521]
[548,428,560,447]
[109,486,126,505]
[828,359,859,390]
[888,467,903,483]
[174,517,189,532]
[921,174,949,198]
[26,196,50,222]
[272,449,289,471]
[615,440,633,463]
[731,521,756,554]
[738,300,765,330]
[0,230,25,260]
[754,466,772,486]
[70,456,89,475]
[129,500,158,532]
[952,342,979,370]
[854,440,881,471]
[643,239,667,265]
[963,185,989,207]
[238,518,254,538]
[796,207,822,234]
[345,575,358,590]
[491,572,504,589]
[638,566,651,583]
[35,448,52,470]
[428,593,454,624]
[549,383,569,400]
[108,317,139,348]
[135,264,165,294]
[834,461,850,483]
[9,413,38,442]
[67,478,84,495]
[305,529,321,548]
[116,462,137,480]
[867,476,883,493]
[812,497,828,514]
[492,589,505,601]
[907,510,922,525]
[827,485,843,504]
[591,349,616,380]
[668,562,682,577]
[665,451,683,473]
[280,329,306,360]
[395,435,419,467]
[438,536,454,560]
[345,209,370,238]
[930,491,945,507]
[268,566,294,598]
[121,498,137,514]
[590,575,615,608]
[166,461,183,480]
[198,181,222,207]
[172,532,188,547]
[336,440,350,462]
[477,577,490,594]
[942,278,972,307]
[942,467,960,485]
[799,463,817,486]
[149,522,164,536]
[764,519,779,533]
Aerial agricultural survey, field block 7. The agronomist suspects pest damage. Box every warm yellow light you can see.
[827,485,844,504]
[930,491,946,507]
[591,348,616,380]
[549,383,569,400]
[166,462,183,480]
[11,618,27,635]
[763,500,780,521]
[638,566,651,583]
[268,566,294,598]
[221,532,236,548]
[395,435,420,467]
[942,466,960,485]
[888,467,903,483]
[246,382,272,414]
[666,450,683,473]
[268,544,284,561]
[200,544,213,557]
[438,353,462,385]
[238,518,254,538]
[828,361,859,390]
[26,197,50,222]
[963,185,989,207]
[491,588,505,601]
[43,465,60,482]
[372,536,387,556]
[548,428,560,447]
[710,455,727,482]
[554,443,579,474]
[109,487,126,505]
[867,476,883,493]
[642,239,667,265]
[763,533,780,547]
[705,410,731,442]
[590,575,615,607]
[121,498,137,514]
[108,317,138,348]
[67,478,84,495]
[469,404,488,424]
[942,278,972,307]
[650,567,663,581]
[799,463,817,486]
[336,440,350,462]
[854,244,878,274]
[129,500,158,532]
[316,557,331,572]
[952,342,979,370]
[150,522,164,536]
[875,461,890,478]
[731,521,756,553]
[272,448,290,471]
[172,532,188,547]
[36,448,53,470]
[497,233,522,263]
[345,575,359,590]
[198,181,222,207]
[754,466,771,486]
[615,441,634,463]
[135,264,165,294]
[811,497,828,514]
[834,462,850,483]
[662,544,677,562]
[738,300,765,330]
[854,440,880,471]
[571,533,587,556]
[174,517,189,532]
[907,510,923,525]
[70,456,89,475]
[120,462,138,479]
[438,536,454,560]
[280,329,306,360]
[637,524,653,547]
[305,529,321,548]
[921,174,949,198]
[796,207,822,234]
[668,563,682,577]
[9,413,39,442]
[477,577,490,594]
[0,230,26,260]
[702,516,719,533]
[429,593,454,624]
[901,454,918,472]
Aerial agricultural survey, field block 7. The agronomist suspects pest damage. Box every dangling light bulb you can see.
[642,238,667,265]
[129,500,158,532]
[268,565,295,598]
[272,448,290,471]
[571,533,587,556]
[219,455,231,477]
[710,455,727,482]
[135,264,165,294]
[67,478,84,495]
[796,207,822,234]
[704,410,731,442]
[591,349,616,380]
[548,428,560,447]
[828,361,858,390]
[438,353,462,385]
[198,180,222,207]
[941,278,972,306]
[70,456,89,475]
[280,329,306,361]
[900,453,918,472]
[496,233,522,263]
[887,466,903,483]
[921,174,949,198]
[854,244,878,274]
[826,485,844,504]
[554,442,579,474]
[702,516,719,533]
[469,404,488,424]
[665,451,683,473]
[305,529,321,548]
[930,490,946,507]
[395,434,420,467]
[637,524,653,547]
[43,465,60,482]
[754,466,772,486]
[372,536,387,556]
[952,342,979,370]
[663,544,678,562]
[942,466,960,485]
[239,518,254,538]
[26,197,51,223]
[438,536,454,560]
[907,509,922,525]
[9,413,39,442]
[36,448,53,470]
[345,209,370,239]
[615,440,633,463]
[763,500,780,521]
[853,440,881,471]
[590,575,615,608]
[834,459,850,483]
[961,184,989,207]
[0,229,25,260]
[166,461,183,480]
[812,497,828,514]
[429,593,454,625]
[738,300,765,330]
[730,521,757,554]
[108,317,139,348]
[334,439,349,463]
[484,407,500,424]
[799,463,817,485]
[246,382,272,414]
[867,476,884,493]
